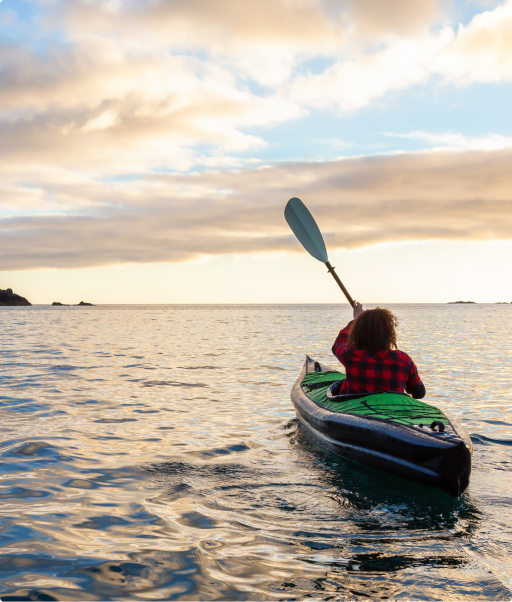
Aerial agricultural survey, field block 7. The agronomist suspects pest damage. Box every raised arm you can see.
[332,301,364,359]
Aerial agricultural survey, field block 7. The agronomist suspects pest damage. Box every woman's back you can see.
[332,303,425,399]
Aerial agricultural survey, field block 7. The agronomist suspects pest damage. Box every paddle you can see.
[284,197,355,307]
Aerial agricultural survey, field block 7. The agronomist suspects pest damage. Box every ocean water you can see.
[0,303,511,601]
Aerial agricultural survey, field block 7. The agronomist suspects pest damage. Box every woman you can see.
[332,302,426,399]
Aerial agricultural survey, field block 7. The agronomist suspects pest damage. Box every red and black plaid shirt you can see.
[332,321,423,395]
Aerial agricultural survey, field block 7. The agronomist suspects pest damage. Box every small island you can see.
[52,301,95,306]
[448,301,476,304]
[0,288,31,306]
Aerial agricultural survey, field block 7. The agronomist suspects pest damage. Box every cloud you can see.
[434,1,512,83]
[56,0,340,45]
[1,0,512,275]
[53,0,444,50]
[42,0,347,88]
[51,0,447,96]
[385,131,512,151]
[1,0,511,180]
[286,0,512,113]
[340,0,440,37]
[0,41,304,174]
[1,147,511,270]
[282,0,512,113]
[285,28,454,112]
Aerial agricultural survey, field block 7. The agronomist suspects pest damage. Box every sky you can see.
[0,0,511,304]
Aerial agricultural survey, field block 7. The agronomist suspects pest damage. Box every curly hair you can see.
[347,307,398,353]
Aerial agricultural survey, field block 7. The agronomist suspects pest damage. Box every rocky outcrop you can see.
[51,301,95,306]
[0,288,31,306]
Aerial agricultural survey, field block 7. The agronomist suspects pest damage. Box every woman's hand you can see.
[353,301,364,320]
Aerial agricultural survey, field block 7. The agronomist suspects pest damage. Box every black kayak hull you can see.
[292,358,472,497]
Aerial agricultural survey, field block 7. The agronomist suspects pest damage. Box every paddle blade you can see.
[284,197,328,263]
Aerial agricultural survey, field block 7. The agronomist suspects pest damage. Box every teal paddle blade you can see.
[284,197,328,263]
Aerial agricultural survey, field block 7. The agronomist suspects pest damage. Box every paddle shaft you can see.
[325,262,355,307]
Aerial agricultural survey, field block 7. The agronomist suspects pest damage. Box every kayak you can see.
[291,357,473,497]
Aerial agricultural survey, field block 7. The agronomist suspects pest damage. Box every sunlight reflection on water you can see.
[0,304,511,600]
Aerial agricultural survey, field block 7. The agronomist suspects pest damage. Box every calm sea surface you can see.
[0,304,511,601]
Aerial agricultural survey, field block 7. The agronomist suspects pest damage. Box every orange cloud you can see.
[1,148,511,270]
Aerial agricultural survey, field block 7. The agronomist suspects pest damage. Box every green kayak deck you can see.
[301,371,449,427]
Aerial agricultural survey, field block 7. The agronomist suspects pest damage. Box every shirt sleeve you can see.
[405,358,423,393]
[331,320,353,362]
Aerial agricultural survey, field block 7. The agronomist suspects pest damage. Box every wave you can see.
[471,434,512,446]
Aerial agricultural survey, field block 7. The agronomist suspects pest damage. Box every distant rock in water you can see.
[51,301,95,306]
[448,301,476,304]
[0,288,31,306]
